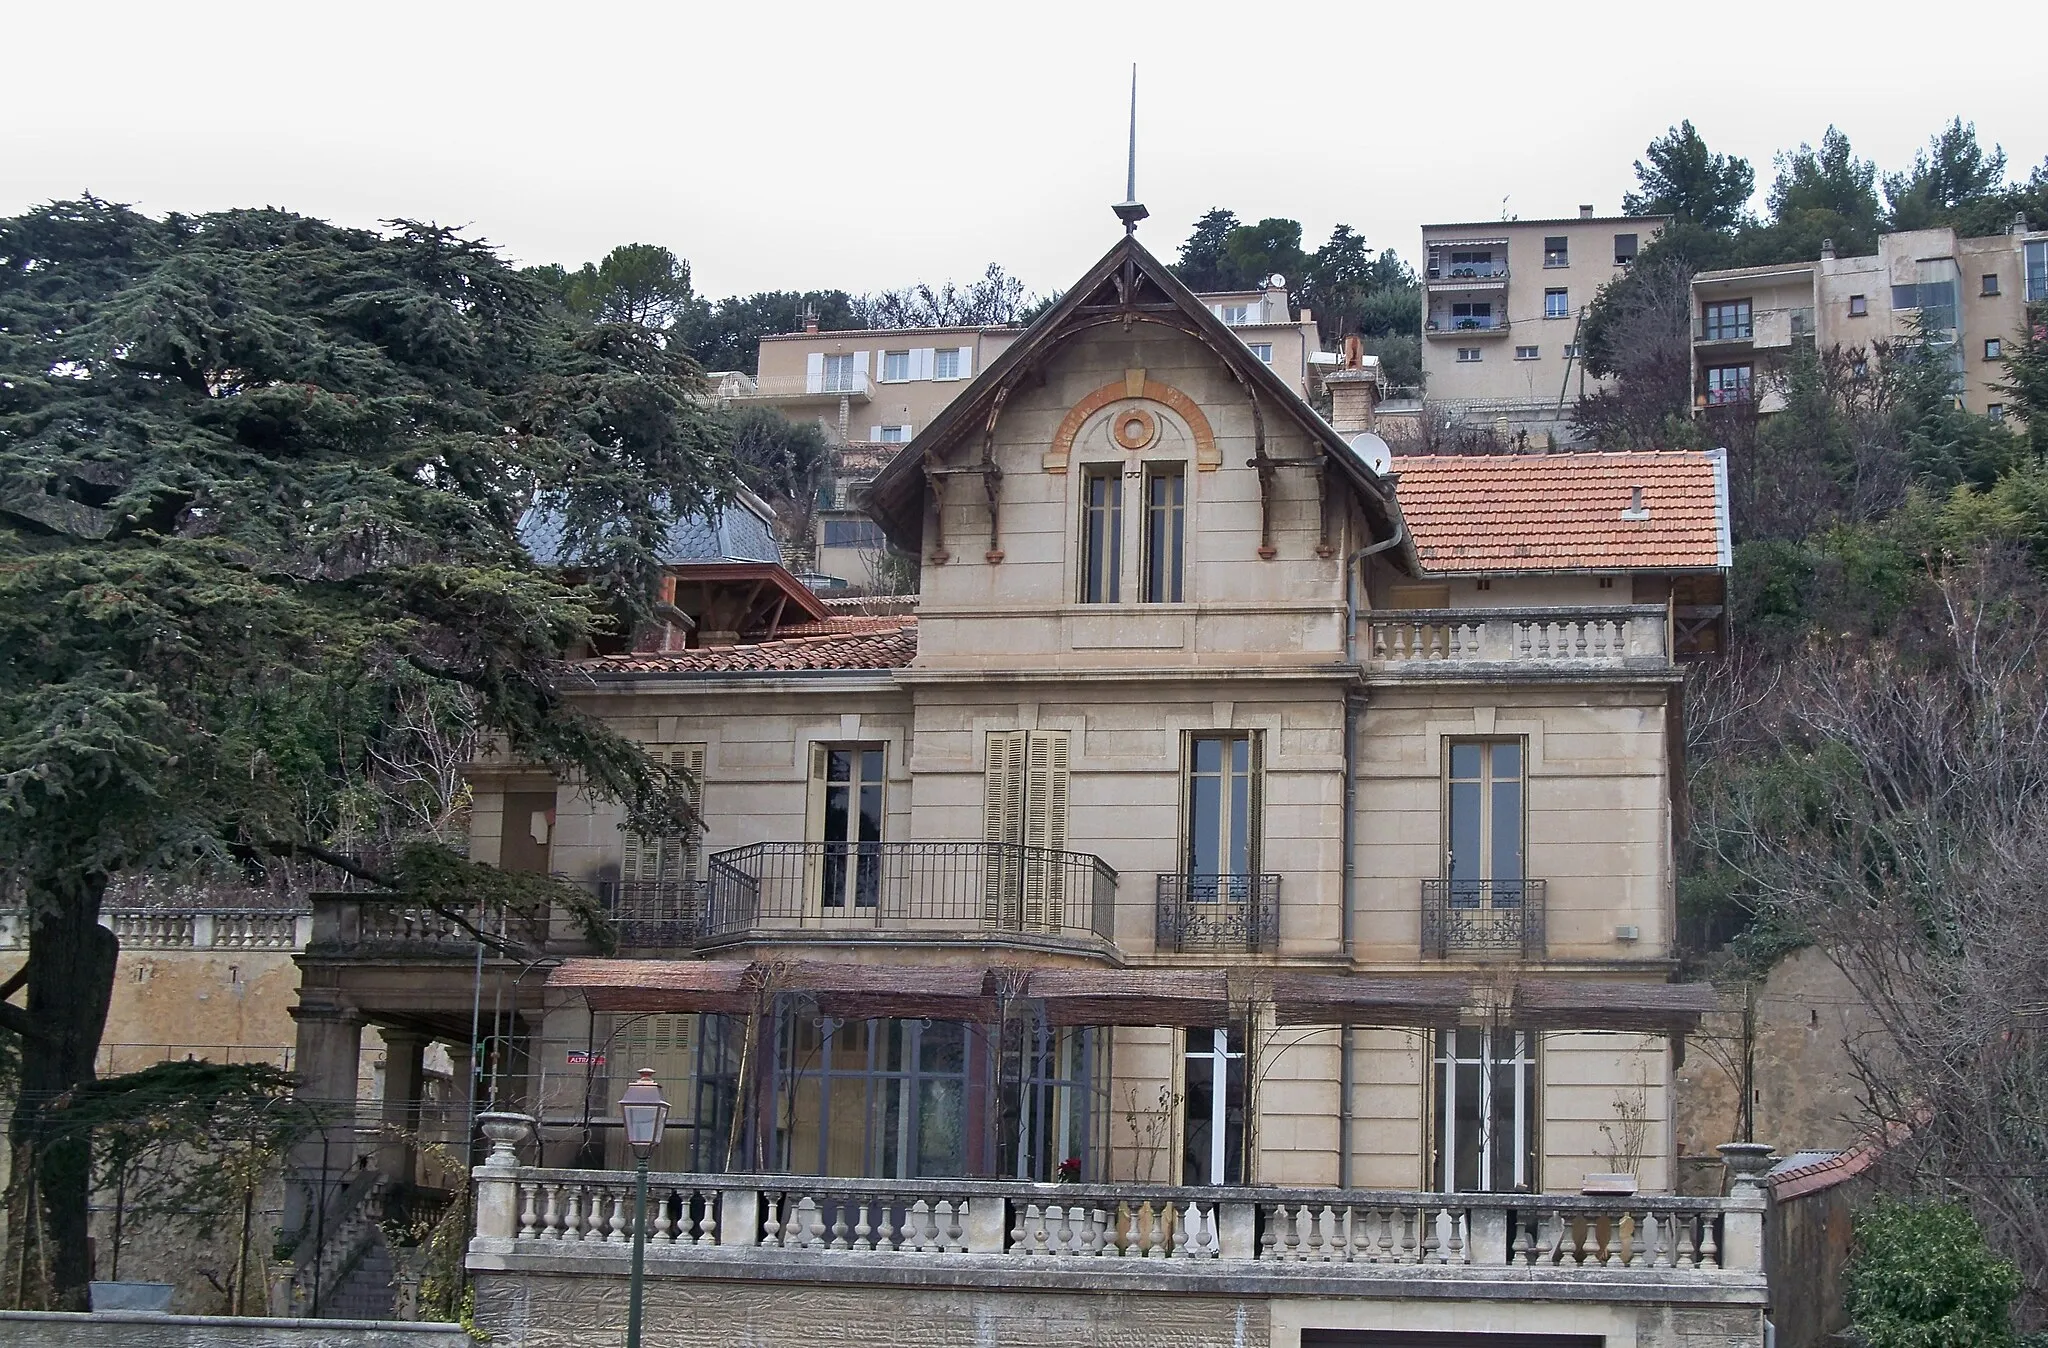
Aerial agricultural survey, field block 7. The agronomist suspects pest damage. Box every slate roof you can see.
[1391,450,1731,573]
[518,496,781,567]
[579,616,917,675]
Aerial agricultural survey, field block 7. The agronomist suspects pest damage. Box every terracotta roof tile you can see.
[1392,451,1728,573]
[579,617,916,675]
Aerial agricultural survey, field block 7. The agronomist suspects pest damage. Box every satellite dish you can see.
[1268,273,1287,288]
[1347,431,1394,476]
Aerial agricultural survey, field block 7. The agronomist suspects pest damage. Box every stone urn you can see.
[1716,1140,1777,1194]
[478,1111,537,1170]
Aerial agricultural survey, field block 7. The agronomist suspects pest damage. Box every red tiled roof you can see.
[580,616,916,674]
[1391,451,1728,573]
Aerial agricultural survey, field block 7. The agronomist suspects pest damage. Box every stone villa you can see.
[290,230,1766,1347]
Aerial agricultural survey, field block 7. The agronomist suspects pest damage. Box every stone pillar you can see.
[1467,1205,1510,1265]
[1717,1140,1776,1274]
[718,1188,759,1247]
[472,1113,535,1242]
[964,1196,1008,1253]
[1217,1201,1259,1260]
[285,998,364,1238]
[378,1029,429,1184]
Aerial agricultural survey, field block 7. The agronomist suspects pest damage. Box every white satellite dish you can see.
[1268,273,1286,288]
[1348,431,1394,476]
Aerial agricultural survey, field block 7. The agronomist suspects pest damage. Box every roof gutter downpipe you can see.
[1338,513,1403,1191]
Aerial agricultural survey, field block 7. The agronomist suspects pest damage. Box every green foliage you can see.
[527,243,695,331]
[1171,208,1242,292]
[1998,303,2048,459]
[679,289,863,374]
[1623,120,1756,231]
[1170,210,1418,350]
[715,405,832,510]
[1847,1198,2022,1348]
[1768,126,1886,259]
[854,263,1036,329]
[1885,120,2010,231]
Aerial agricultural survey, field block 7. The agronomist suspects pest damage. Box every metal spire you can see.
[1113,64,1148,235]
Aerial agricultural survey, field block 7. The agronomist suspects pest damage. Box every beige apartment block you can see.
[1691,218,2048,420]
[1420,207,1669,445]
[293,231,1762,1345]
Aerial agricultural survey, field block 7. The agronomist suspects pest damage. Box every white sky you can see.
[5,0,2043,302]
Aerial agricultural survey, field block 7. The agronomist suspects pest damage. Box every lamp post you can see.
[617,1068,669,1348]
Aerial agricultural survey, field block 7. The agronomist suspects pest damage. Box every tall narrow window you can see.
[1187,733,1258,888]
[1431,1028,1537,1192]
[822,352,858,392]
[1447,740,1523,912]
[1142,467,1185,603]
[812,743,884,909]
[1181,1025,1246,1185]
[1081,470,1122,603]
[618,744,704,942]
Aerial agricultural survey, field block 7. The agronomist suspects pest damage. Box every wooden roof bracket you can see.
[923,459,948,564]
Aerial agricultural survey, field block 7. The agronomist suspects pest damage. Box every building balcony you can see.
[1423,316,1511,338]
[1363,606,1672,675]
[1154,873,1281,954]
[715,372,874,406]
[1693,307,1811,350]
[470,1165,1763,1281]
[1421,878,1546,959]
[1425,263,1510,292]
[696,841,1118,949]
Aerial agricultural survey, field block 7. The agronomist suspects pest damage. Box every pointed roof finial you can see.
[1113,64,1148,235]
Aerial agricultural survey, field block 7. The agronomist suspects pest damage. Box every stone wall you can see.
[0,1311,469,1348]
[471,1264,1766,1348]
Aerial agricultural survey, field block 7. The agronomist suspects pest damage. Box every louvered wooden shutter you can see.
[1247,733,1264,875]
[956,346,973,379]
[805,352,825,394]
[620,745,705,889]
[1021,731,1071,931]
[984,731,1027,924]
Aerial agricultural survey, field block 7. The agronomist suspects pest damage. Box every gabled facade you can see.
[294,234,1761,1348]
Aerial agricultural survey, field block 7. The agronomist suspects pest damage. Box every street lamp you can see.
[618,1068,669,1348]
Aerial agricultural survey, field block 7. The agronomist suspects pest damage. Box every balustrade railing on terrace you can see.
[699,842,1117,945]
[310,894,551,953]
[1421,878,1546,959]
[1364,607,1671,670]
[1154,874,1281,953]
[472,1167,1759,1275]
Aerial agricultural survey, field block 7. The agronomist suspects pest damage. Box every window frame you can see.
[1443,738,1525,905]
[1179,1023,1248,1186]
[1848,294,1869,317]
[1613,233,1638,265]
[881,350,911,383]
[877,424,911,444]
[1430,1026,1539,1193]
[809,741,887,911]
[1183,731,1261,885]
[1543,288,1570,320]
[1985,337,2003,360]
[1981,273,2000,297]
[1455,347,1482,363]
[1705,363,1754,405]
[1542,236,1569,268]
[822,352,859,393]
[1702,299,1753,341]
[1514,345,1539,361]
[1247,342,1273,364]
[933,348,961,381]
[1141,465,1186,604]
[1079,467,1124,604]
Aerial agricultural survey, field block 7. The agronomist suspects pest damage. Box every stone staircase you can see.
[317,1228,397,1320]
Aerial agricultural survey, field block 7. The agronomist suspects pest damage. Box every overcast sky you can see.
[6,0,2044,302]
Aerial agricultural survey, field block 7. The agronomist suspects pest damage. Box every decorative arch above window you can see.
[1045,368,1220,475]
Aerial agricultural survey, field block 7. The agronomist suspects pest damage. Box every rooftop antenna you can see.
[1113,64,1148,235]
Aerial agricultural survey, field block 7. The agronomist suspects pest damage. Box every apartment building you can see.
[1420,207,1669,445]
[1691,217,2048,418]
[296,232,1769,1348]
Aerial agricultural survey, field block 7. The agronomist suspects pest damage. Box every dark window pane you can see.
[1492,741,1520,778]
[1450,742,1482,779]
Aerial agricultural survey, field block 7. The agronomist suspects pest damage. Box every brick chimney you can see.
[1579,204,1594,218]
[1325,335,1384,435]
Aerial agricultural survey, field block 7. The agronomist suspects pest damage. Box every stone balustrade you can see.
[1364,606,1673,673]
[470,1165,1761,1276]
[0,906,311,951]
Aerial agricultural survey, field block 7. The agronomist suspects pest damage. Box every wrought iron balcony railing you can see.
[1155,873,1281,953]
[598,880,706,948]
[1421,878,1546,959]
[700,842,1117,945]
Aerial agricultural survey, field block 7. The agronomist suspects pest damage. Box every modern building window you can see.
[1515,345,1539,360]
[821,519,885,549]
[1456,347,1482,363]
[1563,343,1581,360]
[1982,273,2001,296]
[1985,337,2003,360]
[1702,299,1752,341]
[1543,236,1569,267]
[1142,467,1185,604]
[1892,281,1958,330]
[1544,289,1570,320]
[1613,233,1638,265]
[1248,342,1273,363]
[1446,739,1523,910]
[1705,364,1754,405]
[933,347,962,380]
[877,424,911,443]
[2027,240,2048,302]
[1443,249,1503,279]
[1449,301,1494,330]
[1989,404,2006,422]
[1081,469,1123,603]
[822,352,859,393]
[1849,294,1869,317]
[882,350,911,383]
[1182,1025,1246,1185]
[1431,1027,1538,1193]
[1186,733,1259,888]
[811,743,884,910]
[1220,304,1249,325]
